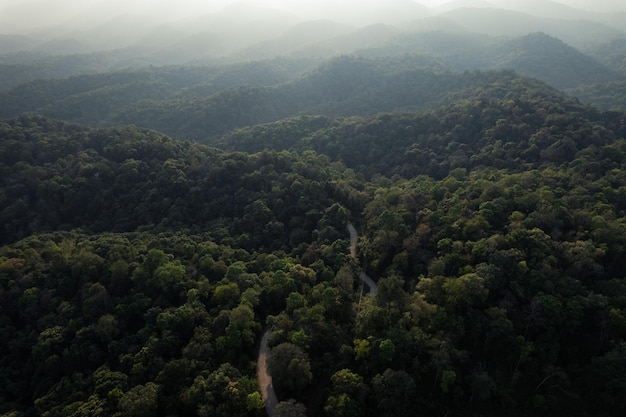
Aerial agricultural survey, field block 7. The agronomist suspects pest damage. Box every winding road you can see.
[257,222,376,416]
[257,329,278,416]
[347,223,377,294]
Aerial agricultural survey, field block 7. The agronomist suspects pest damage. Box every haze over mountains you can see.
[1,0,625,114]
[0,0,624,148]
[1,0,625,57]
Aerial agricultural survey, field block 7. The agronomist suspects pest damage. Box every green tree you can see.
[117,383,159,417]
[274,399,307,417]
[267,343,312,398]
[324,369,364,417]
[372,369,416,417]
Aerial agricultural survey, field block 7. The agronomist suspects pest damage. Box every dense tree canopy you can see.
[1,60,626,417]
[2,49,622,142]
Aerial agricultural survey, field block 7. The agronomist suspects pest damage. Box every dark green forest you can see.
[2,3,626,413]
[1,62,626,417]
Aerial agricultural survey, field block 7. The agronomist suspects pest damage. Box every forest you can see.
[1,2,626,417]
[2,73,626,416]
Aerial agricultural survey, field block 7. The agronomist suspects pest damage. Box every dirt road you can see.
[347,223,377,294]
[256,223,375,417]
[257,328,278,416]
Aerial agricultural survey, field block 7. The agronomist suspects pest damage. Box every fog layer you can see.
[0,0,624,65]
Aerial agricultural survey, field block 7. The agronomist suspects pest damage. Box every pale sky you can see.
[0,0,444,33]
[0,0,625,34]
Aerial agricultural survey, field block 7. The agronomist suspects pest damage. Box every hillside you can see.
[2,32,624,130]
[362,30,622,88]
[492,32,618,89]
[439,7,624,48]
[219,74,625,180]
[1,78,626,415]
[0,57,515,141]
[4,54,620,142]
[2,3,626,416]
[565,81,626,111]
[0,58,316,128]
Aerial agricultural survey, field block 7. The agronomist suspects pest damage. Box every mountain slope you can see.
[1,82,626,416]
[232,20,355,61]
[219,75,626,178]
[111,63,533,141]
[440,7,624,48]
[492,32,619,89]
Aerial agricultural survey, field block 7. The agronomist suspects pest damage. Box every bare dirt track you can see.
[347,223,377,293]
[257,328,278,416]
[257,223,375,416]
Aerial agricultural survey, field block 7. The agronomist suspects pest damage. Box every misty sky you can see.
[1,0,625,34]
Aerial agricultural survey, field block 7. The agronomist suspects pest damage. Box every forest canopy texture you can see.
[1,30,626,417]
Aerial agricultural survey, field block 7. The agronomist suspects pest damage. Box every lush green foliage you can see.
[0,117,359,416]
[2,47,623,142]
[0,58,313,127]
[222,75,626,179]
[566,81,626,111]
[0,56,522,142]
[0,116,359,249]
[1,66,626,417]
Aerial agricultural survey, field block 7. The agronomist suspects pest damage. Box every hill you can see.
[565,81,626,110]
[1,77,626,415]
[492,32,618,89]
[0,58,316,128]
[362,31,622,88]
[1,5,626,415]
[0,57,500,140]
[3,31,623,128]
[439,6,624,48]
[219,74,624,178]
[4,52,618,142]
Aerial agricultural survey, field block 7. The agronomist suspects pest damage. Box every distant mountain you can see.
[30,38,92,55]
[360,31,497,69]
[287,24,400,59]
[487,0,592,20]
[359,30,621,89]
[0,34,37,54]
[0,3,303,58]
[178,3,301,48]
[133,31,226,67]
[2,26,623,114]
[596,11,626,32]
[233,20,355,61]
[433,0,494,11]
[399,15,469,33]
[1,2,624,78]
[111,56,483,141]
[62,14,166,52]
[440,7,624,48]
[492,32,619,89]
[2,1,626,64]
[0,57,313,125]
[582,37,626,74]
[341,0,432,25]
[2,56,566,143]
[0,44,622,140]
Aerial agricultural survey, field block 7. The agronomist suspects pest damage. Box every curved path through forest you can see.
[257,328,278,416]
[347,223,377,294]
[257,222,376,416]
